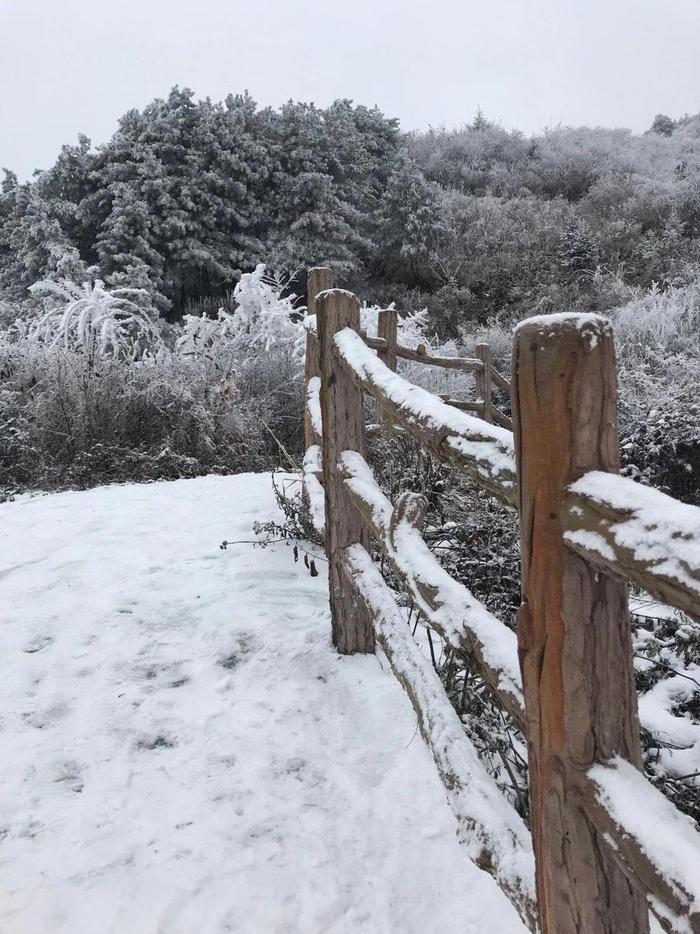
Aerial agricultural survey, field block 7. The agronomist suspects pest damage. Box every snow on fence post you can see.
[474,342,493,424]
[512,314,648,934]
[304,267,334,450]
[317,289,375,655]
[376,307,398,433]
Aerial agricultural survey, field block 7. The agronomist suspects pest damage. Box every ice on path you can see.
[0,473,525,934]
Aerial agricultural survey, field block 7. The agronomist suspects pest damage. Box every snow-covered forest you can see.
[1,84,700,931]
[1,89,699,499]
[2,91,700,326]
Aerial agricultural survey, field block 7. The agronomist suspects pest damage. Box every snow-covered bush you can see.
[359,302,431,346]
[176,306,239,376]
[0,339,303,494]
[177,266,304,373]
[0,299,18,330]
[229,265,303,358]
[28,279,164,362]
[610,279,700,504]
[0,266,310,495]
[612,277,700,375]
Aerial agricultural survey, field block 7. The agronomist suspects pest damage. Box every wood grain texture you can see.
[304,267,334,449]
[475,342,493,424]
[377,308,398,433]
[512,315,648,934]
[317,289,374,655]
[492,367,511,395]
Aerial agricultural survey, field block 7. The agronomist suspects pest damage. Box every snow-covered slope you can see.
[0,474,525,934]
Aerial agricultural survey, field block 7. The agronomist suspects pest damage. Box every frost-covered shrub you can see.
[619,394,700,505]
[359,303,431,346]
[0,335,303,493]
[611,279,700,505]
[0,299,18,330]
[0,266,307,493]
[177,266,304,374]
[612,277,700,373]
[176,307,239,375]
[28,279,163,362]
[229,265,304,358]
[631,604,700,825]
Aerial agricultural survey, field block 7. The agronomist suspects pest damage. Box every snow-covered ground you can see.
[0,473,526,934]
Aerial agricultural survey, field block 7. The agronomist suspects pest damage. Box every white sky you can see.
[2,0,699,180]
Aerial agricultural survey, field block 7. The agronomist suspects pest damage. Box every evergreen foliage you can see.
[4,93,700,332]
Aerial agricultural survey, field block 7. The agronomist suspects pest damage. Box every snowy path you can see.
[0,474,525,934]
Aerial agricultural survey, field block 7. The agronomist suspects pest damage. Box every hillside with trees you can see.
[2,88,700,332]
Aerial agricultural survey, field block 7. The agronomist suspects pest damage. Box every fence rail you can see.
[302,269,700,934]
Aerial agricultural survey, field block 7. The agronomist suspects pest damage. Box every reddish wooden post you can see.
[474,342,493,423]
[377,307,398,432]
[317,289,374,655]
[377,308,398,370]
[512,314,648,934]
[304,267,335,450]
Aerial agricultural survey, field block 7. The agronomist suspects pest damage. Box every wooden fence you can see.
[302,268,700,934]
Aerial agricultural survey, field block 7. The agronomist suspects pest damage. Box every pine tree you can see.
[374,156,445,288]
[558,218,598,275]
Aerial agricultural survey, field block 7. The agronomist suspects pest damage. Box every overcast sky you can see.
[2,0,699,179]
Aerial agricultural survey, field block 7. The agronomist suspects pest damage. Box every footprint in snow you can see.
[22,634,53,654]
[136,733,178,751]
[218,632,256,671]
[53,760,84,794]
[129,661,189,689]
[22,701,69,730]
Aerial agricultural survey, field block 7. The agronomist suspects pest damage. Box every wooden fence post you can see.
[317,289,374,655]
[475,342,493,423]
[304,267,335,450]
[377,307,398,432]
[512,315,648,934]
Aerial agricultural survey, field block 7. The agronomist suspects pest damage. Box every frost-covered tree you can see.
[471,107,493,131]
[3,89,700,332]
[93,88,270,315]
[374,156,445,288]
[558,218,598,275]
[0,88,401,315]
[0,173,87,302]
[261,100,399,276]
[650,114,675,137]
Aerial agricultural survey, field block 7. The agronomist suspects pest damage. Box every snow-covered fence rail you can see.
[342,543,538,928]
[303,272,700,934]
[563,473,700,623]
[338,450,526,731]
